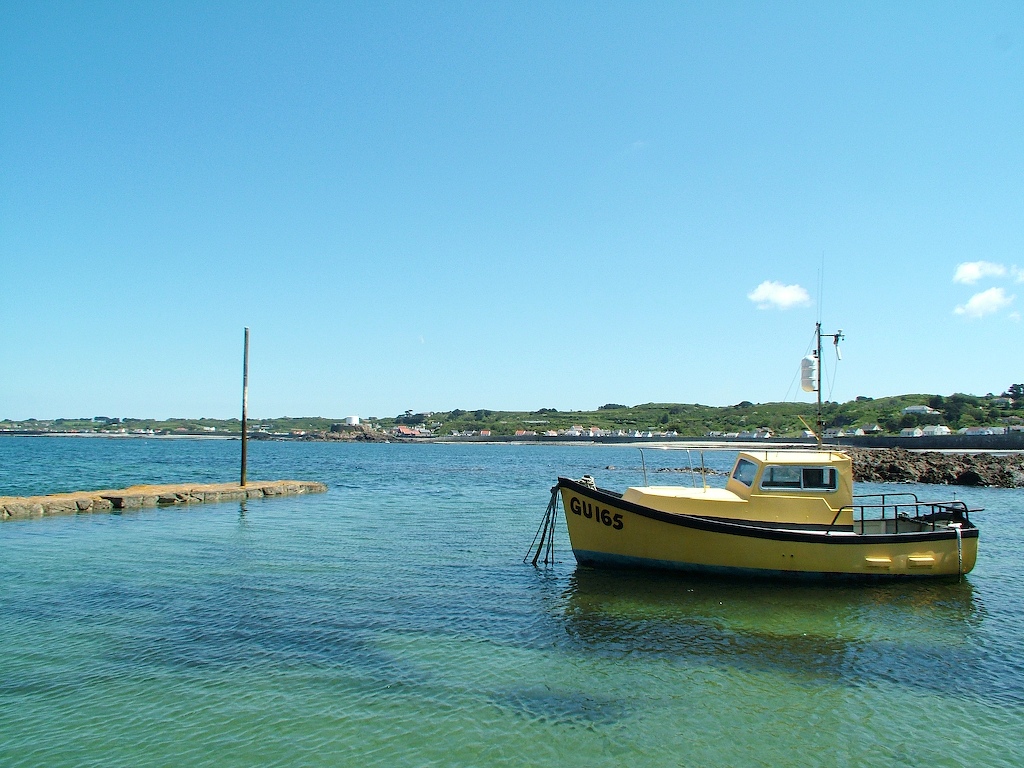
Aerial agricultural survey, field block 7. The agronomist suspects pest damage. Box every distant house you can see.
[921,425,951,436]
[902,405,940,416]
[900,427,924,437]
[479,430,491,437]
[823,427,859,438]
[992,397,1014,408]
[862,424,883,434]
[961,426,1006,436]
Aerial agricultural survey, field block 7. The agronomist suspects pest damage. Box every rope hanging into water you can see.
[524,486,559,566]
[955,524,963,583]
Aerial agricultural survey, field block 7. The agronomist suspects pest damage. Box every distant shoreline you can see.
[3,430,1023,453]
[0,432,235,440]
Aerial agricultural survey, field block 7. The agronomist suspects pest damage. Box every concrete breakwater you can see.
[846,447,1024,488]
[1,480,327,521]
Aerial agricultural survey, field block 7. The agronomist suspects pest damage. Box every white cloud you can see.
[1013,266,1024,283]
[953,261,1006,284]
[954,287,1015,318]
[747,281,811,310]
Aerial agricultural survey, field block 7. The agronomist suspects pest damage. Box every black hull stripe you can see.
[557,477,979,546]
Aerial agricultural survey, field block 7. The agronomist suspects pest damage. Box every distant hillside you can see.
[385,391,1021,437]
[6,390,1017,438]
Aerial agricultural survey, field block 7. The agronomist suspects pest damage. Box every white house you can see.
[921,425,951,436]
[900,427,924,437]
[902,405,940,416]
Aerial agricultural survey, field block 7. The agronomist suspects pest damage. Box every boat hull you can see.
[558,478,978,580]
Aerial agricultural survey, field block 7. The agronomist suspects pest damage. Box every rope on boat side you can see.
[954,523,963,583]
[525,485,559,567]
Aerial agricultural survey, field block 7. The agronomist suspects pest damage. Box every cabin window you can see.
[802,467,837,489]
[731,459,758,486]
[761,466,801,488]
[759,465,838,491]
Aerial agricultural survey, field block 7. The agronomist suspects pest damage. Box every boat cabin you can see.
[621,450,855,529]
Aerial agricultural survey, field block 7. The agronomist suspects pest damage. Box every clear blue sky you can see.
[2,2,1022,420]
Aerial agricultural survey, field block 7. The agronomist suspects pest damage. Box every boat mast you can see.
[816,323,823,448]
[814,322,843,448]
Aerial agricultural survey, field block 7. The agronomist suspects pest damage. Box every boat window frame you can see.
[759,465,838,493]
[731,458,758,487]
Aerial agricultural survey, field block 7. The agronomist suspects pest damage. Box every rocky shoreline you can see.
[845,447,1024,488]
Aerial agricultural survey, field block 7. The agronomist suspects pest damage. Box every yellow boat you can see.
[555,449,979,580]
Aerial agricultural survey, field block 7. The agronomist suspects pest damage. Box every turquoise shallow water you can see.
[1,437,1022,767]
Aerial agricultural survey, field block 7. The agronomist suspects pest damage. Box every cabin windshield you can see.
[731,459,758,486]
[760,465,838,491]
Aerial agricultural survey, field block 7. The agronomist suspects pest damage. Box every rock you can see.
[42,501,79,515]
[845,447,1024,488]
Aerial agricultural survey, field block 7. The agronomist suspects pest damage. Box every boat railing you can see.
[834,492,974,534]
[637,448,709,488]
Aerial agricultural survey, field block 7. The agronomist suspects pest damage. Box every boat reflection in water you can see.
[555,566,989,698]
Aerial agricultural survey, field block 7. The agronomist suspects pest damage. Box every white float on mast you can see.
[800,354,819,393]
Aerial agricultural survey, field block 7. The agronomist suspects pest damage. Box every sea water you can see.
[1,437,1022,767]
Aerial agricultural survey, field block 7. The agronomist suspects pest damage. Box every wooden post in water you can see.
[240,327,250,487]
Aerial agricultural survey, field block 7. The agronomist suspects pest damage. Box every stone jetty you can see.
[1,480,327,521]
